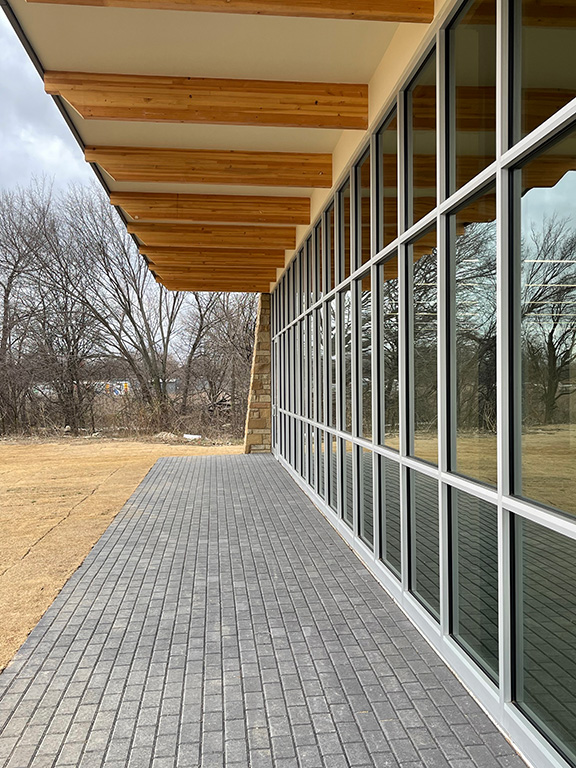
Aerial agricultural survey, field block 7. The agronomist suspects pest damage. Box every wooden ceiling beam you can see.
[153,269,272,280]
[158,277,270,293]
[151,265,278,280]
[45,71,368,130]
[156,276,271,285]
[29,0,575,25]
[112,192,310,225]
[129,221,295,249]
[28,0,435,23]
[149,265,276,282]
[86,146,332,188]
[140,246,286,267]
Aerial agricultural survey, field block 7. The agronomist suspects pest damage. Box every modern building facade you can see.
[3,0,576,766]
[270,5,576,768]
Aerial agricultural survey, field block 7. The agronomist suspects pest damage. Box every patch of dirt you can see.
[0,438,242,672]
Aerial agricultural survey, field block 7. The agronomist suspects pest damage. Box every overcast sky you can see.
[0,11,95,193]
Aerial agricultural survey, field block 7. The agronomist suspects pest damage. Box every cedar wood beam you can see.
[128,222,296,249]
[112,192,310,225]
[86,146,332,188]
[45,72,368,130]
[140,246,286,267]
[27,0,435,23]
[87,148,494,190]
[26,0,576,25]
[151,266,278,280]
[48,73,573,135]
[157,277,270,292]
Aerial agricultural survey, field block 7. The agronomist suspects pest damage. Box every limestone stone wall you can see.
[244,293,271,454]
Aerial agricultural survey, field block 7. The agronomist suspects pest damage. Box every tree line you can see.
[0,181,258,439]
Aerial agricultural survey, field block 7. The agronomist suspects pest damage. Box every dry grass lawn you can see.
[0,439,242,672]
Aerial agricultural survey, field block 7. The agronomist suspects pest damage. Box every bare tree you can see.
[521,216,576,424]
[176,292,219,416]
[0,181,259,438]
[198,293,258,433]
[44,187,187,427]
[0,184,50,432]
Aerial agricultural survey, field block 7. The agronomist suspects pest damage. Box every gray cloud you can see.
[0,13,95,193]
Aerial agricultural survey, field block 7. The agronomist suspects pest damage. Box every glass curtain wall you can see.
[271,0,576,765]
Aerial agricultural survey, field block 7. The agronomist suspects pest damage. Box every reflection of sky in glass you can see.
[522,172,576,230]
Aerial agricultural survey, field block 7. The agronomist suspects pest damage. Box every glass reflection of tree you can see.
[455,220,497,434]
[522,216,576,427]
[317,309,324,424]
[382,261,399,439]
[360,282,372,438]
[413,242,437,443]
[329,300,337,428]
[342,291,353,432]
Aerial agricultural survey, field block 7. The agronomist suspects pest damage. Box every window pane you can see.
[309,314,315,420]
[340,181,352,281]
[409,469,440,618]
[290,261,297,320]
[329,435,338,511]
[316,221,324,298]
[309,426,315,487]
[515,517,576,764]
[308,237,315,306]
[358,150,371,267]
[380,456,401,576]
[411,229,438,464]
[449,0,496,192]
[318,430,326,499]
[300,319,306,417]
[360,274,372,439]
[378,110,398,249]
[327,204,336,292]
[409,52,436,227]
[452,188,497,485]
[301,421,307,480]
[317,308,324,425]
[329,299,337,429]
[381,253,400,449]
[286,327,292,413]
[518,129,576,514]
[360,447,373,547]
[451,489,498,680]
[286,275,290,326]
[300,250,307,313]
[285,264,290,321]
[519,0,576,141]
[343,439,354,528]
[342,289,353,433]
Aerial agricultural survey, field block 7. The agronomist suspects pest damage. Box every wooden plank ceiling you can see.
[22,0,435,291]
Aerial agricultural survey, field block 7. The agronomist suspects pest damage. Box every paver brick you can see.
[0,456,528,768]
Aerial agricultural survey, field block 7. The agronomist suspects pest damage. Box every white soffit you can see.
[101,177,320,199]
[73,120,349,155]
[11,0,399,83]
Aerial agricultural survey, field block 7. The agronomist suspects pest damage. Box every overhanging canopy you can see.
[3,0,435,291]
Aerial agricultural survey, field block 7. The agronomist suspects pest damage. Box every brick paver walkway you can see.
[0,456,527,768]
